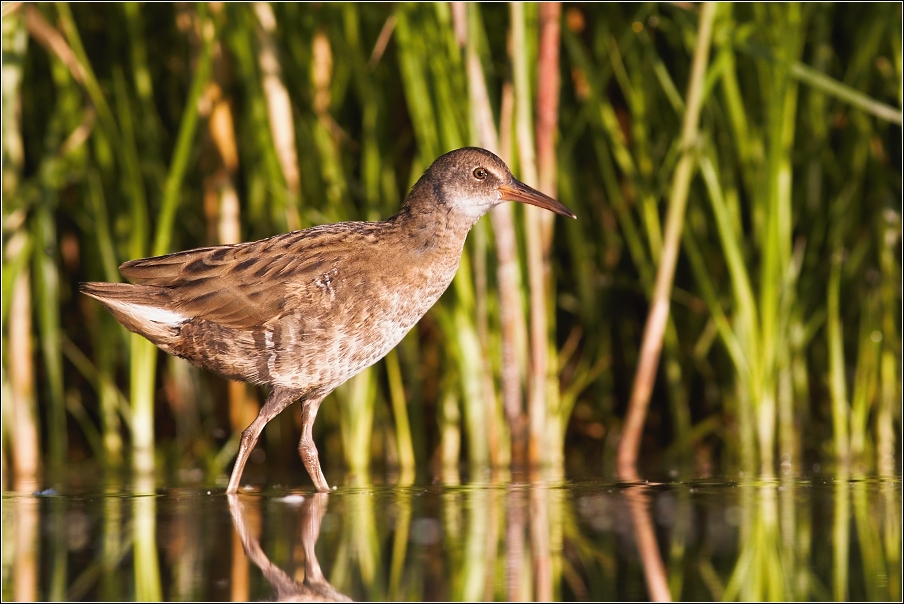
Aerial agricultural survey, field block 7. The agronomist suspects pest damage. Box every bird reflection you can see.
[227,493,351,602]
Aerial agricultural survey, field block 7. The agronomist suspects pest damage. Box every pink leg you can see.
[226,387,301,494]
[298,395,330,492]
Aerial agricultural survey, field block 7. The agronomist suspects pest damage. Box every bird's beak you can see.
[498,179,577,219]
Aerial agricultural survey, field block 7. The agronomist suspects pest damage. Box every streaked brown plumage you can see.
[81,147,576,493]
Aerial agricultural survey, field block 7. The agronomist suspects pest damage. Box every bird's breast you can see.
[263,237,465,391]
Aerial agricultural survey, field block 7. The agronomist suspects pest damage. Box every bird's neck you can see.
[390,195,478,255]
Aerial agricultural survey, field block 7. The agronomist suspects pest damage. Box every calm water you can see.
[2,470,901,601]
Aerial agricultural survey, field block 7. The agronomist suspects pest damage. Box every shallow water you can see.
[2,470,901,601]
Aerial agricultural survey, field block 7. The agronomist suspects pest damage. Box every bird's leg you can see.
[298,395,330,492]
[226,386,302,494]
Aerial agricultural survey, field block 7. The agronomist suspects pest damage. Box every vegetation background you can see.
[2,2,901,490]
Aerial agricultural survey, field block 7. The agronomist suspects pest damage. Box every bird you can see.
[81,147,576,493]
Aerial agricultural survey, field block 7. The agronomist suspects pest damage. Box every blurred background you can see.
[2,2,901,490]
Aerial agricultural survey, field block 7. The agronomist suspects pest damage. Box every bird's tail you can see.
[80,282,185,345]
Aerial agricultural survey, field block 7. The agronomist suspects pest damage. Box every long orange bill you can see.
[498,179,577,219]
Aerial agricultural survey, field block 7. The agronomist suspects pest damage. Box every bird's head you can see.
[406,147,576,224]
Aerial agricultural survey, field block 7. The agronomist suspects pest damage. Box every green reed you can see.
[1,3,900,493]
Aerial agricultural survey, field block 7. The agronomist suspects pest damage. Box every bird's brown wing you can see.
[119,223,381,331]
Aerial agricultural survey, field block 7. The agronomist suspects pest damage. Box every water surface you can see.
[2,470,900,601]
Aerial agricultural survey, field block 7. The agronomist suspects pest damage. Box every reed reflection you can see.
[622,483,671,602]
[502,479,558,601]
[227,493,351,602]
[9,491,40,601]
[133,474,162,601]
[618,463,671,602]
[1,471,898,601]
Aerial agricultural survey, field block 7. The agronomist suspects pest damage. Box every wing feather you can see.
[117,224,382,331]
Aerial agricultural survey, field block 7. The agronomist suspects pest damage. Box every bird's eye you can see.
[473,167,487,180]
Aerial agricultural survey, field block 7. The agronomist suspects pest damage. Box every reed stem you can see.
[618,2,716,476]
